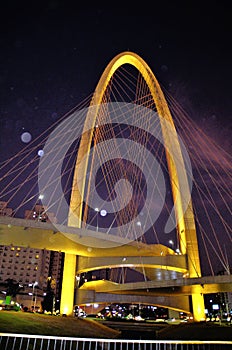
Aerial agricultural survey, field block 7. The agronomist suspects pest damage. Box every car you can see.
[73,305,86,318]
[0,303,20,311]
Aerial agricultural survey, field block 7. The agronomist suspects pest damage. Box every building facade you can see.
[0,201,64,312]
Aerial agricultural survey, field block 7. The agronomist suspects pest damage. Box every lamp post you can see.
[94,208,99,231]
[95,208,107,231]
[32,281,38,312]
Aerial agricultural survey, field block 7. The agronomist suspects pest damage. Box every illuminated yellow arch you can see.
[67,51,205,321]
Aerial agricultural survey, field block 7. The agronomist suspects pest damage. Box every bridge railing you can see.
[1,333,232,350]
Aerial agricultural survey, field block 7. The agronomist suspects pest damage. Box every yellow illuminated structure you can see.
[59,253,76,316]
[1,215,231,318]
[63,51,206,321]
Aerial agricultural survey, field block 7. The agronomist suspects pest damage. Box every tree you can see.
[5,278,21,297]
[2,278,23,305]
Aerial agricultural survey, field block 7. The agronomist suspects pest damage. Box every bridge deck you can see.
[1,216,231,295]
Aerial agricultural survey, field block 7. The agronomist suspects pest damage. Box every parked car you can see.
[73,305,86,318]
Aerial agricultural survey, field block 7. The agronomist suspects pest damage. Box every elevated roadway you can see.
[1,216,231,316]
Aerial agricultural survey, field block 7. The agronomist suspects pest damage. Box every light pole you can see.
[94,208,99,231]
[95,208,107,231]
[32,281,38,312]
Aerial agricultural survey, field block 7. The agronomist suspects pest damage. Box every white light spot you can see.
[21,132,32,143]
[38,149,44,157]
[100,209,107,217]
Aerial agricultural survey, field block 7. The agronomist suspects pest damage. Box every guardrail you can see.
[1,333,232,350]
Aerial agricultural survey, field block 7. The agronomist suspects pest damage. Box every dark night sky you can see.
[0,1,231,275]
[0,0,231,160]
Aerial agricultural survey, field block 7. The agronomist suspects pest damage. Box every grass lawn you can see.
[0,311,120,338]
[1,311,231,341]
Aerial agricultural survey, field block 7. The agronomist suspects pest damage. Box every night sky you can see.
[0,1,231,274]
[0,1,231,160]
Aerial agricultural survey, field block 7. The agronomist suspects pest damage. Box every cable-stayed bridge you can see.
[0,52,231,321]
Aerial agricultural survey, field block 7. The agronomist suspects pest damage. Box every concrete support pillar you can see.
[60,253,76,316]
[192,293,206,322]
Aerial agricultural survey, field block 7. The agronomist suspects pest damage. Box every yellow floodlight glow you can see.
[60,253,76,316]
[192,294,206,322]
[65,51,204,321]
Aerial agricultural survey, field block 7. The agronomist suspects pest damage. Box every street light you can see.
[95,208,107,231]
[94,208,99,231]
[32,281,38,312]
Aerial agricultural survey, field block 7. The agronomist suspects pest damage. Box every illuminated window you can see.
[11,247,15,251]
[35,254,39,259]
[16,253,19,257]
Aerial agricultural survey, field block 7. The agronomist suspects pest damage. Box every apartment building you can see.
[0,201,64,311]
